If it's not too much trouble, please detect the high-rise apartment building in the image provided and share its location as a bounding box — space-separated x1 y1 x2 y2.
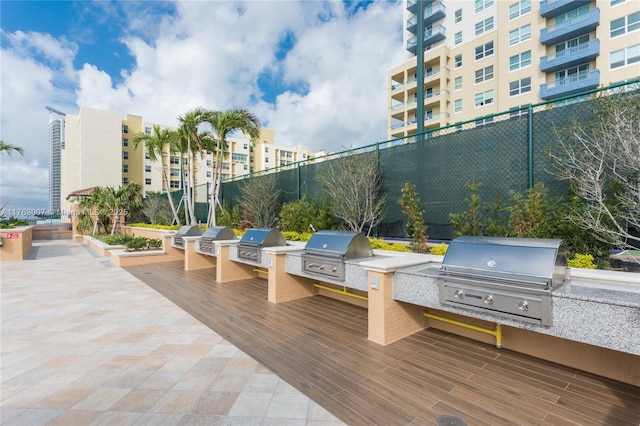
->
60 107 311 212
46 106 66 213
388 0 639 139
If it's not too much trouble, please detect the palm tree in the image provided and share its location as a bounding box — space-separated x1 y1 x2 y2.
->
0 140 24 156
131 126 181 225
204 109 261 227
177 107 213 225
78 184 143 234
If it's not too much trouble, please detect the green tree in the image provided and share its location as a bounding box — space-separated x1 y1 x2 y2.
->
131 125 181 225
0 140 24 156
397 181 429 253
204 109 261 227
506 182 553 238
449 177 484 237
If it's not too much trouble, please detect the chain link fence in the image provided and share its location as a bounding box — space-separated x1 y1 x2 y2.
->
176 80 639 239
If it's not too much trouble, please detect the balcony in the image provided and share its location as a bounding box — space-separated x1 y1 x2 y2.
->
407 0 417 13
407 24 446 54
540 8 599 46
424 2 446 27
540 69 600 99
540 0 592 19
540 39 599 73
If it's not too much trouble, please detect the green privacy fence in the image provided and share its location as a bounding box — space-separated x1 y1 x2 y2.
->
188 80 639 238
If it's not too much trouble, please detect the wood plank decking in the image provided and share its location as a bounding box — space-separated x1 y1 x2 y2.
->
125 261 640 426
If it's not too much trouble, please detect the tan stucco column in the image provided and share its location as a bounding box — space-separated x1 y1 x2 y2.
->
183 238 216 271
215 243 255 282
162 234 185 260
367 270 425 345
267 252 315 303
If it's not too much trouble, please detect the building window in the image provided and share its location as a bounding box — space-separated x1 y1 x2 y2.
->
474 0 493 13
475 117 494 128
611 0 625 5
123 151 129 160
145 152 150 160
170 181 180 189
170 168 180 177
145 178 152 185
145 165 151 173
206 171 212 178
509 24 531 45
170 156 180 165
475 89 494 107
475 41 494 60
509 50 531 71
475 65 494 84
475 17 494 36
122 177 129 185
454 99 463 113
610 11 640 38
145 127 151 135
509 77 532 96
555 64 590 84
509 0 531 20
265 147 269 153
206 159 212 166
554 35 590 55
243 143 248 149
455 54 463 68
455 31 462 45
610 44 640 69
455 9 462 22
454 76 463 91
122 164 128 173
265 157 269 162
244 165 248 170
122 125 128 134
122 138 128 147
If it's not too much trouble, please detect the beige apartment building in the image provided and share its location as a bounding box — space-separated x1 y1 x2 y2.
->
388 0 639 139
60 107 311 212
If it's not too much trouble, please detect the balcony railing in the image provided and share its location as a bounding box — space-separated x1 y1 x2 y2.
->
540 69 600 99
407 24 446 54
540 8 599 46
424 2 446 27
540 0 591 19
540 39 599 73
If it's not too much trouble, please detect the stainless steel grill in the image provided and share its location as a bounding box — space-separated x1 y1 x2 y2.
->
199 226 236 254
237 228 286 263
438 236 569 326
302 230 373 281
172 225 202 249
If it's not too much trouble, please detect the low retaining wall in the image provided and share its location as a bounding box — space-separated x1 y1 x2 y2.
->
0 226 34 261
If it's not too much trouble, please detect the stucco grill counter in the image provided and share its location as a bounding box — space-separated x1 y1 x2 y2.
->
438 236 569 326
198 226 236 254
302 230 373 281
237 228 286 264
171 225 202 249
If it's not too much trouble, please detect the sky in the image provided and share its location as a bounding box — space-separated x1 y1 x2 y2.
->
0 0 406 213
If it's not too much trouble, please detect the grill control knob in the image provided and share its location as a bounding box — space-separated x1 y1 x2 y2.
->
518 301 529 311
454 290 464 299
484 295 494 305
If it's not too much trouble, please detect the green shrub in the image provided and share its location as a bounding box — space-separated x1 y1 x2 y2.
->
127 223 181 230
279 196 336 233
568 253 596 269
282 231 313 242
369 238 411 252
429 243 448 256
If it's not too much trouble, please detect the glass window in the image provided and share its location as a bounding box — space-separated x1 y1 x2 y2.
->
144 127 151 135
611 17 626 37
611 0 625 5
475 65 494 84
475 41 494 60
145 152 150 160
145 165 151 172
122 177 129 185
454 99 463 113
454 76 463 91
455 9 462 22
170 181 180 189
122 138 128 147
474 89 494 107
145 178 152 185
455 31 462 45
455 54 463 68
610 44 640 68
509 0 531 20
509 24 531 45
475 17 494 35
206 171 212 178
509 50 531 71
122 164 128 173
122 151 128 160
122 125 128 134
475 0 493 13
509 77 532 96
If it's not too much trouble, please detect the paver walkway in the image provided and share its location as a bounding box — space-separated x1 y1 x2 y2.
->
1 240 343 425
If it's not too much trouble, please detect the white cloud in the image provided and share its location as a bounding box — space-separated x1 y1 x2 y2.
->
1 1 405 210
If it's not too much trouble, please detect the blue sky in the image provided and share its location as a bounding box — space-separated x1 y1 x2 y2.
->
1 0 404 212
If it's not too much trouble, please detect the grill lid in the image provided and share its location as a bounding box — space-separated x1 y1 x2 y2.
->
304 230 373 259
202 226 236 241
175 225 203 237
440 236 568 288
239 228 286 247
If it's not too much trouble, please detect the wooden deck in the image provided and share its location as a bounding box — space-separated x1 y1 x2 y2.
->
125 261 640 426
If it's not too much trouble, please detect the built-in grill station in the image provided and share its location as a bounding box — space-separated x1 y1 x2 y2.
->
302 230 374 281
172 225 202 249
237 228 286 263
438 236 569 326
198 226 236 255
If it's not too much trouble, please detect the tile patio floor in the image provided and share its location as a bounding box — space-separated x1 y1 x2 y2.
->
0 240 343 425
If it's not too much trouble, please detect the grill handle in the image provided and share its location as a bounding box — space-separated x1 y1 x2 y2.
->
439 271 550 289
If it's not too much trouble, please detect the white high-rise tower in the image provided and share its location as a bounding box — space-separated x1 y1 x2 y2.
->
46 106 66 214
